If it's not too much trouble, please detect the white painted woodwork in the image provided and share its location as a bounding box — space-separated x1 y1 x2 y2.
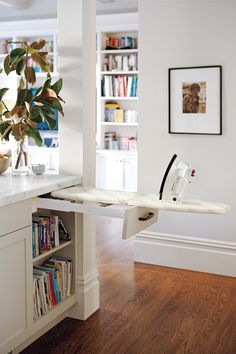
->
96 152 137 191
135 231 236 278
0 227 32 354
0 200 31 237
58 0 99 321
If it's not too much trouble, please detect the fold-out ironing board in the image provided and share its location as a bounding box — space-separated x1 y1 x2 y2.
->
36 186 229 239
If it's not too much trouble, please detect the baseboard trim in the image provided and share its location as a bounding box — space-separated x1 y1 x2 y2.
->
135 231 236 277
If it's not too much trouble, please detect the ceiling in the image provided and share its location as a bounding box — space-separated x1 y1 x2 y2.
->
0 0 138 22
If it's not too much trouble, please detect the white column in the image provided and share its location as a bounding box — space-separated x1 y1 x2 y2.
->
58 0 98 320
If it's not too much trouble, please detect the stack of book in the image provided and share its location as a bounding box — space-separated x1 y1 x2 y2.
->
103 54 138 72
33 256 72 320
101 75 138 98
32 215 70 258
104 36 137 50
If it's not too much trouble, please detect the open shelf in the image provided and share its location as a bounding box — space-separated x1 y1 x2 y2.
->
101 49 138 54
101 122 138 127
101 70 138 75
32 240 72 264
100 96 138 100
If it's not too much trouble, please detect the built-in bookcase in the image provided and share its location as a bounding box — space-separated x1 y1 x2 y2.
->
31 209 77 324
96 15 138 192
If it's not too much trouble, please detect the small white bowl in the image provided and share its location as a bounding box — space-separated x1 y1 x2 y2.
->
31 164 46 175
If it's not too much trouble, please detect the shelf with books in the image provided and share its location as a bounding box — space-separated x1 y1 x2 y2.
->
96 22 138 191
32 240 72 264
31 207 77 325
33 254 73 322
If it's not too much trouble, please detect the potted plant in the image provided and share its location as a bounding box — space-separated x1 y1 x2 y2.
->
0 39 64 175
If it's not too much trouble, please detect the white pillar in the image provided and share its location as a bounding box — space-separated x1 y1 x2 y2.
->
58 0 98 319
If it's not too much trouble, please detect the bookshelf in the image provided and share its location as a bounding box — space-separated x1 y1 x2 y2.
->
96 17 138 192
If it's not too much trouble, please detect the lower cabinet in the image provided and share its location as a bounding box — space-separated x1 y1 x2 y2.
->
96 152 137 192
0 227 32 354
0 200 78 354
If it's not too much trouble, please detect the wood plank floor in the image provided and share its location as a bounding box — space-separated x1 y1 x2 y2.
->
21 217 236 354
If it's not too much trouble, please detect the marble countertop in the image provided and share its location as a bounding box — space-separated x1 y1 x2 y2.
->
0 174 82 207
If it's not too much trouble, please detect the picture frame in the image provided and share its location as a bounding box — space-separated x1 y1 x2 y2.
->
168 65 222 135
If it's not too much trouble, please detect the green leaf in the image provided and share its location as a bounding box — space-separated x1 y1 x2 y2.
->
17 89 33 105
16 58 25 75
3 55 11 75
51 79 63 95
27 126 43 146
40 110 56 131
0 88 9 102
29 107 42 122
0 122 11 141
9 48 26 63
41 73 52 91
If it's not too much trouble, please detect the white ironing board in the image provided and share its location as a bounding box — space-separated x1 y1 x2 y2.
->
51 186 228 214
36 186 229 239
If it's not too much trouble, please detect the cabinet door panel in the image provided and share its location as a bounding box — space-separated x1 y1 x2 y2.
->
96 154 124 190
0 227 32 353
0 200 31 237
124 156 137 192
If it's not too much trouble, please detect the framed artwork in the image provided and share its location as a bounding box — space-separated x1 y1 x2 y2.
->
168 65 222 135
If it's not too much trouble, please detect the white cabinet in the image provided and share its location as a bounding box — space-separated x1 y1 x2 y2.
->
96 151 137 192
0 201 32 354
124 155 137 192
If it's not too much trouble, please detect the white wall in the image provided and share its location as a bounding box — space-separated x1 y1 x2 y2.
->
58 0 98 319
0 0 57 21
138 0 236 242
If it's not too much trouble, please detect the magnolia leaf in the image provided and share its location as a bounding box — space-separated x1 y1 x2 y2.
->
48 99 63 112
42 88 57 99
27 119 37 128
11 123 22 139
40 110 56 131
0 122 11 141
57 95 65 103
30 39 46 50
17 89 33 105
0 103 4 115
10 105 25 118
42 75 52 91
31 53 50 72
9 48 26 63
16 58 25 75
28 47 39 55
51 78 63 95
25 101 30 113
32 86 43 97
3 55 11 75
0 88 9 102
24 67 36 85
27 126 43 146
19 77 26 90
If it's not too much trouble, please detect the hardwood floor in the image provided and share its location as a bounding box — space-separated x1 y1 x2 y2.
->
21 217 236 354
